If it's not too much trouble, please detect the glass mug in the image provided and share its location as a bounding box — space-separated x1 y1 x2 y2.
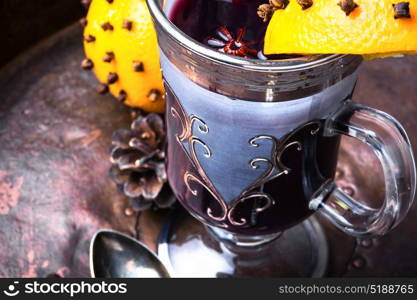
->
147 0 416 250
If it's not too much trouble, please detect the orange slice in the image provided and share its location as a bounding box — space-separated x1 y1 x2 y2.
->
264 0 417 56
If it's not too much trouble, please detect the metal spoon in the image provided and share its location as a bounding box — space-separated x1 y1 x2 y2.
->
90 230 170 278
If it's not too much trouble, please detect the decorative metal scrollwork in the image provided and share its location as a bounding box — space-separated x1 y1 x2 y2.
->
226 121 321 226
169 87 322 227
171 104 228 222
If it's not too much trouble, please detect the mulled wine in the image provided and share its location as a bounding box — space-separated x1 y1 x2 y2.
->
169 0 295 59
163 0 349 235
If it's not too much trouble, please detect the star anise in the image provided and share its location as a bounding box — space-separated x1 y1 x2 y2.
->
206 27 259 58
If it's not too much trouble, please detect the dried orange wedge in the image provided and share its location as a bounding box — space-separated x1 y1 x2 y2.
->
264 0 417 56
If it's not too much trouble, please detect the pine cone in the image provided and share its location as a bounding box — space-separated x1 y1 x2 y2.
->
110 112 176 211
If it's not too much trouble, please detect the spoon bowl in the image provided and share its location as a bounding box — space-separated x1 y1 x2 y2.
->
90 230 170 278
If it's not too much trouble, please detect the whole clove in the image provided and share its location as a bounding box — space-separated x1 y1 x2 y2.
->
84 35 96 43
97 84 109 94
81 0 92 9
133 61 145 72
103 52 115 63
297 0 313 10
107 72 119 84
393 2 411 19
147 89 162 102
117 90 127 102
122 19 133 31
79 18 88 28
257 0 289 22
338 0 359 16
270 0 289 9
101 22 114 31
81 58 94 70
257 4 275 22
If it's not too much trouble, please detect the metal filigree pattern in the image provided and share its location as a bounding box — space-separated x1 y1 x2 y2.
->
227 121 321 226
170 97 228 222
168 83 322 227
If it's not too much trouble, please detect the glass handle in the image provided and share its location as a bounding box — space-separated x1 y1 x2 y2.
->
309 100 416 237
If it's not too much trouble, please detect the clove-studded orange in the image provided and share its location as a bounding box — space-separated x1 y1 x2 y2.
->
264 0 417 56
83 0 164 113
